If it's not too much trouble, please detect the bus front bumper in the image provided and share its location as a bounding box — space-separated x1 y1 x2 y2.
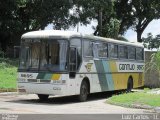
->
18 83 67 96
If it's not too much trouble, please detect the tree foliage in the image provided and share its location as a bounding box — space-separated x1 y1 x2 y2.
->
0 0 75 52
115 0 160 42
143 33 160 50
1 0 160 54
73 0 120 38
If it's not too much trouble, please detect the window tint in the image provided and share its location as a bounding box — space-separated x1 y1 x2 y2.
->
70 38 82 69
83 40 93 57
109 44 118 58
136 48 144 60
119 45 128 59
98 43 108 58
93 43 99 58
128 47 136 59
70 38 81 56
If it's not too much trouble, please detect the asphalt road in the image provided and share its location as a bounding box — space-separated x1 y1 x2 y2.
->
0 92 152 114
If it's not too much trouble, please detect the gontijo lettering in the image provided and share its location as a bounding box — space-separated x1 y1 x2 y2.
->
119 64 135 70
117 62 144 72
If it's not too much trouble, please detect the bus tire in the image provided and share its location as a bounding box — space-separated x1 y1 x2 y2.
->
37 94 49 101
78 81 89 102
127 77 133 92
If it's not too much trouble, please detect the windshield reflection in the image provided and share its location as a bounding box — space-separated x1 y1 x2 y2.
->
19 39 68 72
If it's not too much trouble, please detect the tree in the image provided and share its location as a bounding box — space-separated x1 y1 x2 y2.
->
142 33 160 49
114 0 134 35
115 0 160 42
0 0 76 53
16 0 75 31
0 0 17 52
73 0 120 38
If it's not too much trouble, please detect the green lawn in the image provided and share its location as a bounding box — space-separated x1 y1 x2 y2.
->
0 58 18 90
107 91 160 108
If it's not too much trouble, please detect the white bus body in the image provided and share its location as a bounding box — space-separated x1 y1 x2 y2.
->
18 30 144 101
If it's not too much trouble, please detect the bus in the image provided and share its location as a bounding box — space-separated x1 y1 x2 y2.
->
18 30 144 102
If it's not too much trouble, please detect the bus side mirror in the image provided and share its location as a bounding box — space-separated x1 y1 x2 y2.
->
69 47 77 78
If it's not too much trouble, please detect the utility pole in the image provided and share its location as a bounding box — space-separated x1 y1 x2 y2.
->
99 9 102 36
77 22 79 32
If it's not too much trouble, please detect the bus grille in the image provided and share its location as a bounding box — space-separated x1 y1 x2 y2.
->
28 79 37 82
40 80 51 83
27 79 51 83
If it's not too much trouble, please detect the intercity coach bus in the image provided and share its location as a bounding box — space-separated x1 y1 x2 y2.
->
18 30 144 102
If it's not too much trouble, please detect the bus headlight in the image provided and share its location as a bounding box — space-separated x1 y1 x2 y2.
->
62 80 66 84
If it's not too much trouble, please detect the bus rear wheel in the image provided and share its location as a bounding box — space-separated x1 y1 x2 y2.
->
78 81 89 102
37 94 49 101
127 78 133 92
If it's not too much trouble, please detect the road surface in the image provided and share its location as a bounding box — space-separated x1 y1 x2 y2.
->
0 92 152 114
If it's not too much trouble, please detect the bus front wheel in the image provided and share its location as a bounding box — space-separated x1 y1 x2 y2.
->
37 94 49 101
78 81 89 102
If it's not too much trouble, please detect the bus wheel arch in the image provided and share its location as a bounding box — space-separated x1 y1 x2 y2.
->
82 77 90 93
78 77 90 102
37 94 49 101
127 76 133 92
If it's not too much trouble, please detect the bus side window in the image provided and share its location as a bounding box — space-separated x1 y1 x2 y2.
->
70 38 82 70
109 44 118 58
128 47 136 60
119 45 128 59
93 42 99 59
136 48 143 60
83 40 93 57
98 42 108 58
69 47 77 78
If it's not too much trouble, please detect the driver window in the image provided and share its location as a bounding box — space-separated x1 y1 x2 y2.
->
70 38 82 70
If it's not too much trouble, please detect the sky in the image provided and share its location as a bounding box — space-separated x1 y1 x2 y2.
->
45 19 160 42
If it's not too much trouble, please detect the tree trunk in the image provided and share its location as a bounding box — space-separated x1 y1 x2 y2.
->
1 38 7 52
137 30 143 43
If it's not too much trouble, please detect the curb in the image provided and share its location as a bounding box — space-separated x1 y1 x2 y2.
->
0 92 18 96
154 107 160 113
130 103 154 110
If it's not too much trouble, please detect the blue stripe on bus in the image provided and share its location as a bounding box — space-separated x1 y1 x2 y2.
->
94 60 109 91
103 61 114 90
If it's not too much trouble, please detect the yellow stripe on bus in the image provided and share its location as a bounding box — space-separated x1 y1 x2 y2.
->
111 73 144 90
51 74 61 80
109 61 118 72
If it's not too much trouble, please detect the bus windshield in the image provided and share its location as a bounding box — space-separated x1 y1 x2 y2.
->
19 39 68 72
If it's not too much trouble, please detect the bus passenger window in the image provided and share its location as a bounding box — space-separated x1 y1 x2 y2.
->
119 46 128 59
98 43 108 58
69 47 77 72
109 44 118 58
136 48 143 60
83 40 93 57
93 43 99 58
70 38 82 70
128 47 136 60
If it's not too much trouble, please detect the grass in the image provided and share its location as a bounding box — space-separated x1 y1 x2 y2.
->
0 58 18 90
107 91 160 108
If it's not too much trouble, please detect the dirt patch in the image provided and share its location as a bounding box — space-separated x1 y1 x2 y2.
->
0 89 17 93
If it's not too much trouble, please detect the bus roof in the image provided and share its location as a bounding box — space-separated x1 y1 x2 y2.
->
21 30 81 39
83 35 143 47
22 30 143 48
